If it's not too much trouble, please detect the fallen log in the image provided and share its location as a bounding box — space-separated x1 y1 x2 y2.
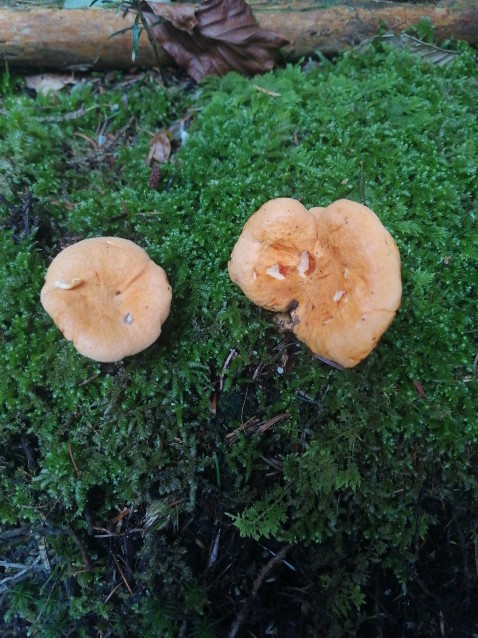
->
0 0 477 70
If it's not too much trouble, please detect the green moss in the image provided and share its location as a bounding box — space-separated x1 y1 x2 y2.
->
1 44 477 634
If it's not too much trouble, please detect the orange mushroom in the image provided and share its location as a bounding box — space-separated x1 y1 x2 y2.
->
228 198 402 368
41 237 172 362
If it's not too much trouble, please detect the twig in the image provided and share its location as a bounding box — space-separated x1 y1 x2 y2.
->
219 349 238 391
261 456 284 473
439 610 446 637
226 413 290 446
104 581 123 604
0 528 29 540
312 353 344 370
259 543 297 571
0 525 67 540
37 104 99 123
257 412 290 434
79 373 101 387
0 556 42 590
93 528 144 538
73 132 98 150
240 383 250 424
111 553 134 595
110 508 130 525
413 379 427 399
252 362 264 380
68 443 81 479
67 525 93 572
207 528 221 569
37 536 51 572
227 544 293 638
253 84 281 97
0 560 33 569
226 416 259 445
33 572 60 626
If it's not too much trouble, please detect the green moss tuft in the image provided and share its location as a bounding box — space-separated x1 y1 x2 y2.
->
1 44 477 634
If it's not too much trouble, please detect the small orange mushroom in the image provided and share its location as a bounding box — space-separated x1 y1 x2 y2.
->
228 198 402 368
41 237 172 362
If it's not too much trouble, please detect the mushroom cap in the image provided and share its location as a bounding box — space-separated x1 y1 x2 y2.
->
228 198 401 368
41 237 172 362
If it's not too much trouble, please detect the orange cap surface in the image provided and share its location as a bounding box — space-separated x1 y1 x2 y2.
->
41 237 172 362
228 198 402 368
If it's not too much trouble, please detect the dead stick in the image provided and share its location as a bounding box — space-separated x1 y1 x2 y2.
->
111 553 134 595
67 524 93 572
227 544 293 638
104 580 123 604
68 443 81 479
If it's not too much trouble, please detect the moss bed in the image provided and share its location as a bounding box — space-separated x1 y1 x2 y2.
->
1 41 478 636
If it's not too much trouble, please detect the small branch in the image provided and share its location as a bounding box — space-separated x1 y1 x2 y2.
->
104 580 123 604
111 553 134 595
227 544 293 638
37 105 100 123
226 413 290 446
207 528 222 569
219 348 238 391
67 525 93 572
0 560 34 569
253 84 281 97
0 556 42 591
68 443 81 479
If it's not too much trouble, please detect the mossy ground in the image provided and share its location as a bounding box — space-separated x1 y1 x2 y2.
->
1 42 478 636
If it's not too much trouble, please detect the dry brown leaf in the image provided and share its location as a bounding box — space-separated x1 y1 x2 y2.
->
143 0 288 81
145 1 198 34
25 73 76 95
146 131 172 166
357 32 459 67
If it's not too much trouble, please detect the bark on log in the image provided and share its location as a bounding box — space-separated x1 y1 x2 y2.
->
0 1 477 70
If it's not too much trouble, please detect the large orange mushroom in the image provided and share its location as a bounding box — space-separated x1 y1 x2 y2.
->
41 237 172 362
228 198 402 368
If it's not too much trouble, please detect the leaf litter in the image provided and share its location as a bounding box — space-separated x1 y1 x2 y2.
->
357 32 459 67
25 73 77 95
142 0 288 81
146 130 172 165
